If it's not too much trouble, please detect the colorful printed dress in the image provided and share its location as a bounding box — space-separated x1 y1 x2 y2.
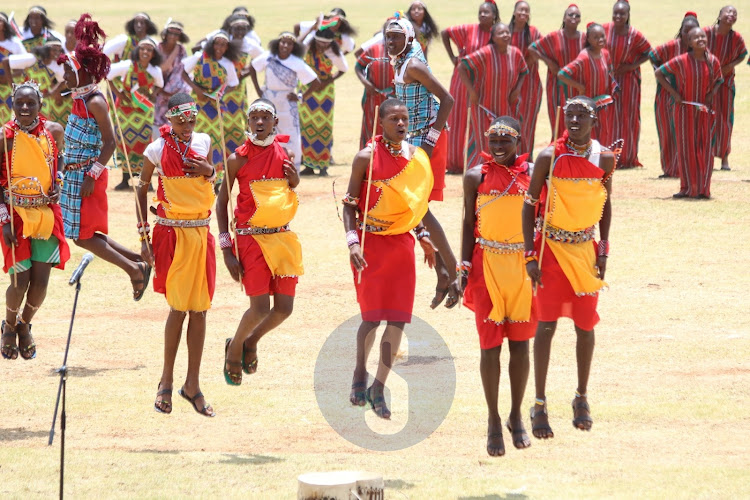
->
251 51 317 169
1 118 70 274
534 134 611 330
23 59 72 125
103 34 140 63
299 44 348 171
511 25 542 157
352 137 433 322
107 60 164 175
355 36 394 149
0 38 33 124
559 48 617 146
154 43 191 129
649 39 688 177
461 45 528 167
182 51 239 175
463 153 536 349
530 30 586 140
657 53 723 198
60 90 110 240
443 23 492 172
603 23 652 168
21 28 64 52
704 26 747 159
144 127 216 312
232 136 303 297
223 40 263 161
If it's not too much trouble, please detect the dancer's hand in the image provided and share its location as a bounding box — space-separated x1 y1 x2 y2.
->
81 176 95 198
2 224 17 247
468 89 479 106
526 260 542 288
349 244 367 272
223 249 244 282
183 157 213 177
596 255 607 280
140 240 154 267
283 159 300 187
418 236 437 269
48 182 60 204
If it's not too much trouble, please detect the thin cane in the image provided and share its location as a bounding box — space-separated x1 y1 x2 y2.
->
357 105 379 285
457 105 472 307
105 84 152 256
216 95 243 290
2 126 17 287
535 105 561 295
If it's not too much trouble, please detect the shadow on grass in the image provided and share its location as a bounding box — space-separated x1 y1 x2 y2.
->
130 449 181 455
0 427 49 442
218 454 284 466
459 495 528 500
47 364 146 378
384 479 415 490
399 355 454 366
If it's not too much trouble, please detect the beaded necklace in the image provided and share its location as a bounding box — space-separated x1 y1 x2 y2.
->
565 138 592 158
382 137 402 157
165 131 192 163
71 83 98 100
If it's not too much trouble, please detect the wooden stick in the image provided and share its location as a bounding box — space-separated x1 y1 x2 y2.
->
536 106 562 283
105 83 152 256
457 105 472 307
216 95 243 291
2 126 17 287
357 104 379 285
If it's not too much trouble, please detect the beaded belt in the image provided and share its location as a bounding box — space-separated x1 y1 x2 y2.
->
65 159 96 171
155 216 211 228
4 192 50 207
537 220 595 244
357 221 386 233
235 225 289 235
478 238 525 253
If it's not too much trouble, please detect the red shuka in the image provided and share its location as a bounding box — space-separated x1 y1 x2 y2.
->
511 25 543 157
356 41 394 149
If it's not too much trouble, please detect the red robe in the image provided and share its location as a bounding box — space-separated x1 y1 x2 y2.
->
511 25 543 157
530 29 586 140
462 45 528 168
444 23 493 173
658 53 723 198
356 41 394 149
603 23 652 168
704 26 747 159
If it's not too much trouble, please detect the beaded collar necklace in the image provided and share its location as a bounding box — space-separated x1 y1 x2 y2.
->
383 137 403 157
71 83 98 100
14 117 40 133
166 131 192 162
566 138 592 157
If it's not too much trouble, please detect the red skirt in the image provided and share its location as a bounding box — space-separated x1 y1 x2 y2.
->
463 245 536 349
534 237 599 331
78 169 109 240
352 231 415 322
234 234 298 297
152 224 216 301
1 204 70 273
429 130 448 202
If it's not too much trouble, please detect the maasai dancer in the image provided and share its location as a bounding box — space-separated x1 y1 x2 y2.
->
529 4 585 141
387 17 459 309
0 81 69 361
705 6 747 170
154 21 192 132
603 1 652 168
249 32 319 170
354 21 394 149
656 28 723 200
24 39 72 126
441 1 498 173
296 9 358 54
649 13 699 178
218 98 303 386
137 92 216 417
21 6 64 53
106 37 164 189
223 15 263 167
522 96 615 439
461 116 536 456
344 98 436 419
298 28 348 176
103 12 158 63
0 14 35 125
509 1 542 158
407 1 439 58
459 22 528 168
58 14 150 300
558 23 617 146
181 32 239 182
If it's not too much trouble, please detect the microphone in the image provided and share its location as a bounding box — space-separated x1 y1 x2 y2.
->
68 253 94 286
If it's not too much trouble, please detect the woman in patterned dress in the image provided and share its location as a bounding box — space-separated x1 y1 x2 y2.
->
509 1 542 158
21 6 64 53
153 21 192 132
24 40 71 125
441 1 499 173
0 14 35 124
406 1 439 59
103 12 158 63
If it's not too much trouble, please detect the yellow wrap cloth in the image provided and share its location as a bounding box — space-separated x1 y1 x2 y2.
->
10 130 54 239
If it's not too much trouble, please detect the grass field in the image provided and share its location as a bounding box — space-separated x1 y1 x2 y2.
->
1 1 750 498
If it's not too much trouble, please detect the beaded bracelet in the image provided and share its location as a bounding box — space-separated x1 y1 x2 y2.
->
218 232 232 249
597 240 609 257
86 161 106 180
346 230 359 248
0 204 9 226
523 192 539 206
524 249 538 263
136 221 151 235
139 233 150 243
424 127 440 147
456 260 472 277
342 193 359 207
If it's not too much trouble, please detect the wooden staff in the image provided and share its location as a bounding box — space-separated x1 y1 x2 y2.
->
105 83 152 256
357 105 379 285
536 106 562 286
457 105 472 307
2 126 17 286
216 94 243 291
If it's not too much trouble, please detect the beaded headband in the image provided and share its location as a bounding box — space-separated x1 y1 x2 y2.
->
165 22 183 32
247 101 276 118
138 37 157 48
564 97 596 116
131 12 151 21
165 102 198 120
28 7 46 16
386 18 415 40
45 39 63 47
278 32 296 42
230 18 251 27
213 32 230 41
12 80 43 100
485 123 520 138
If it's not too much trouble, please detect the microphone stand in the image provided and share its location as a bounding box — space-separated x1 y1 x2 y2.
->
49 277 83 500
